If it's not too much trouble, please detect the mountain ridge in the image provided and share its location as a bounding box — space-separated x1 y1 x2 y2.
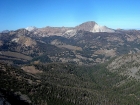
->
23 21 115 37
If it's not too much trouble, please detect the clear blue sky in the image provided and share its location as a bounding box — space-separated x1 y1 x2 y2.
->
0 0 140 31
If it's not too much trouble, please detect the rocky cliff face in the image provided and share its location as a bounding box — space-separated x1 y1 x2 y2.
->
0 89 31 105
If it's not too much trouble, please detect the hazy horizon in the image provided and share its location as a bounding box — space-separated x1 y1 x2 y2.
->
1 0 140 31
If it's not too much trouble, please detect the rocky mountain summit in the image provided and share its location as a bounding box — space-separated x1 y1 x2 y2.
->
75 21 115 33
25 26 36 31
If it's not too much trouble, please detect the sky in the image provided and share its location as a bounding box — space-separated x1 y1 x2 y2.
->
0 0 140 31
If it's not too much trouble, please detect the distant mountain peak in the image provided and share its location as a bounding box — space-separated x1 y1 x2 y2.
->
75 21 97 31
80 21 97 25
76 21 115 33
25 26 36 31
1 30 10 33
